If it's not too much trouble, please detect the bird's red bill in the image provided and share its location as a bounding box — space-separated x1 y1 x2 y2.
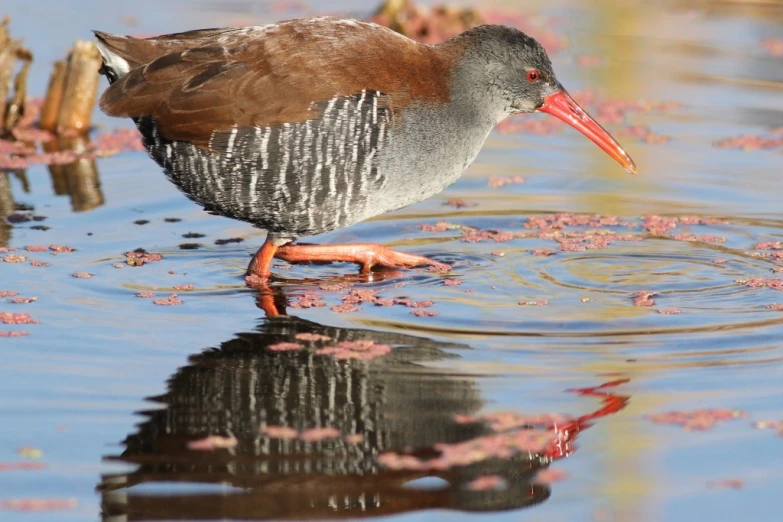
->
539 90 638 174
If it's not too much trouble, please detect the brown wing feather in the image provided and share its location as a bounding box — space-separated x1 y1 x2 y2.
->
97 18 458 148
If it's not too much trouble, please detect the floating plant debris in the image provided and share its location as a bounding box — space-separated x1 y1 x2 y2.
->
737 278 783 291
315 340 392 360
187 435 238 451
645 409 747 430
465 475 507 491
298 427 341 442
17 447 42 459
444 199 477 208
124 248 163 266
48 244 74 253
497 90 680 135
0 462 46 471
91 128 145 155
1 313 38 325
71 272 92 279
752 420 783 436
755 242 783 250
411 309 438 317
488 175 525 188
714 131 783 151
762 38 783 56
0 498 78 511
618 125 670 144
633 292 657 307
378 429 557 471
294 332 332 342
331 303 359 313
344 434 365 444
9 297 37 304
261 425 347 442
261 425 298 439
152 294 183 306
0 331 29 337
519 300 548 306
532 468 568 485
267 342 302 352
707 479 743 490
288 292 326 309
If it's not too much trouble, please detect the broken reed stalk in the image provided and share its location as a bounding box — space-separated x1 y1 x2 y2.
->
0 16 33 133
57 41 102 134
40 40 101 135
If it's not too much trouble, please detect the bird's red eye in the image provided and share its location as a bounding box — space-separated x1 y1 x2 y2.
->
527 70 540 82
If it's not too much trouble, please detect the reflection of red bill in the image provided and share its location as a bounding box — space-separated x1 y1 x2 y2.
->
540 90 638 174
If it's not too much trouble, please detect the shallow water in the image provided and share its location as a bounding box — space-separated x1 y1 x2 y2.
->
1 0 782 520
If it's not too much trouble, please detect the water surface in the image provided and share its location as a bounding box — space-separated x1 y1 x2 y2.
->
1 0 782 521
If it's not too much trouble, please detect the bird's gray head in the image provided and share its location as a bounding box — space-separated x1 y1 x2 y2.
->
443 24 638 174
447 25 561 117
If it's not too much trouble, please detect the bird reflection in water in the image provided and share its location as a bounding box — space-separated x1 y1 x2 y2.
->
98 284 630 521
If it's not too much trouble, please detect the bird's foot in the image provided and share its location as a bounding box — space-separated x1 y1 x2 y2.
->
274 242 451 275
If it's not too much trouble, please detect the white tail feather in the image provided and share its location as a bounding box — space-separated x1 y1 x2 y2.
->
94 39 131 78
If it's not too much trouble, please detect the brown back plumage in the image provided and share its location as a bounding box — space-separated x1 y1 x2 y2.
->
95 18 459 148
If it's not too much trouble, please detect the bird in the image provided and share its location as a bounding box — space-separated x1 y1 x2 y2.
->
93 16 636 280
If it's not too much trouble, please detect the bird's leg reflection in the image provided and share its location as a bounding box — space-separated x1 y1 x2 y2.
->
246 269 408 318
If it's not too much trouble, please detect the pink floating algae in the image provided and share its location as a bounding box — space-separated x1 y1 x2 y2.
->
379 379 630 471
1 313 38 325
645 408 747 431
260 424 351 442
762 38 783 56
465 475 507 491
0 498 78 512
487 175 525 189
633 292 658 307
737 278 783 291
124 248 163 266
714 128 783 151
267 342 303 352
261 425 298 439
294 332 332 342
752 420 783 436
152 294 183 306
187 435 238 451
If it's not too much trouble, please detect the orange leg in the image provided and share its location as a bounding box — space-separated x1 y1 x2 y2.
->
275 243 451 275
246 239 279 280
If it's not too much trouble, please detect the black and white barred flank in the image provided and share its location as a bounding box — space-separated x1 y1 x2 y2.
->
135 89 393 239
